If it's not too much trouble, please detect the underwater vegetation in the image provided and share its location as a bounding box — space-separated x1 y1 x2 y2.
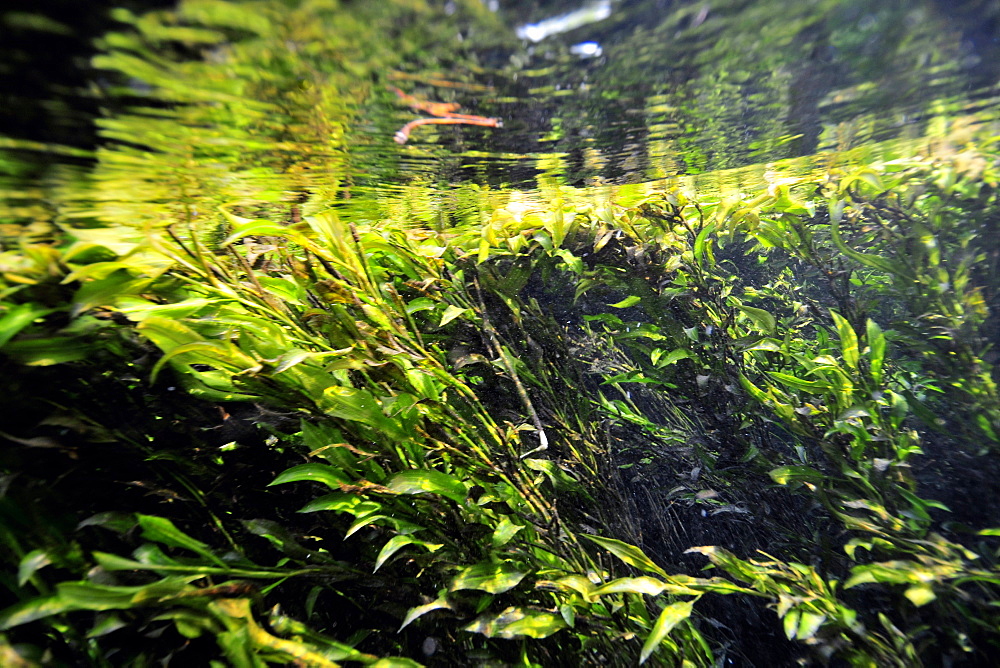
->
1 0 1000 665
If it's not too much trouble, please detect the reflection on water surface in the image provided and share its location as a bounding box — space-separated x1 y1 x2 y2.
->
351 0 1000 202
5 0 996 225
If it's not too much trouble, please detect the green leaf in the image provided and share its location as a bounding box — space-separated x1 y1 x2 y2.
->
256 276 304 304
70 270 153 316
693 222 717 266
438 304 470 327
651 348 693 368
783 608 801 640
385 469 467 504
220 219 292 246
828 200 916 281
583 534 668 578
449 561 527 594
739 374 772 403
404 368 441 401
345 514 393 539
845 564 910 588
609 295 641 309
497 611 567 639
0 303 54 348
560 604 575 628
464 607 566 639
491 517 524 549
88 613 130 638
92 552 284 579
78 511 137 533
1 336 92 365
794 610 826 640
523 458 582 492
839 168 885 195
549 575 597 599
399 597 452 631
639 600 694 664
320 386 396 434
904 583 936 607
601 370 659 385
554 248 583 273
736 304 776 335
769 465 826 485
584 312 624 328
0 595 74 630
17 549 53 587
771 188 814 216
298 493 372 514
150 340 261 383
117 297 220 322
271 348 346 374
58 579 194 610
137 514 226 567
830 311 859 370
837 405 870 420
405 297 436 315
743 338 783 352
374 535 418 573
766 372 830 393
591 576 698 598
137 315 202 350
866 319 886 385
269 463 349 491
241 519 315 560
370 657 425 668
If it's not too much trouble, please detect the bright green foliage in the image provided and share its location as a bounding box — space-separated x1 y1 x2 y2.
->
2 0 1000 666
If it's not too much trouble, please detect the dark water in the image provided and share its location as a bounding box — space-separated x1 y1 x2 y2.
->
348 0 1000 200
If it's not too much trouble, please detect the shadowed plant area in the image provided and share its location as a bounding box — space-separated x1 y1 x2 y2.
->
2 0 1000 666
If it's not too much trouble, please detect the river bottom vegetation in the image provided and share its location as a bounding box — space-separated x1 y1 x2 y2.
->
2 1 1000 666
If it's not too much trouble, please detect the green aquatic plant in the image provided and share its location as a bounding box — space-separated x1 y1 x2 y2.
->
3 0 1000 665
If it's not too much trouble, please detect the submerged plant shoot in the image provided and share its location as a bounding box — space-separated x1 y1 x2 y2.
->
1 0 999 665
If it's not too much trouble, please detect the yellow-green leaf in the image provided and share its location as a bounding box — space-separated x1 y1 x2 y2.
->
399 598 451 632
795 610 826 640
767 371 830 393
465 607 566 639
639 600 694 664
591 576 698 598
0 595 74 630
904 583 936 607
374 536 417 573
491 517 524 549
450 562 527 594
583 534 668 578
609 295 641 309
439 304 470 327
385 469 467 504
769 465 826 485
0 303 54 348
269 463 349 491
866 319 886 384
830 311 859 370
783 608 801 640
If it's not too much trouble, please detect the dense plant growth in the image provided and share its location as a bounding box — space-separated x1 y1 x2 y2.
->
2 1 999 665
